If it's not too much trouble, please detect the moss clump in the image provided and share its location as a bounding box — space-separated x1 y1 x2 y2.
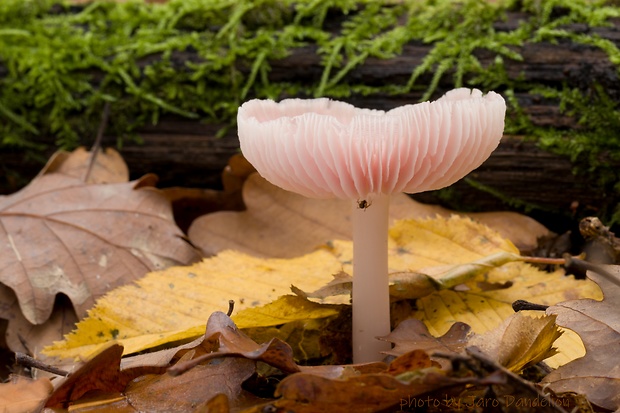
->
1 0 620 217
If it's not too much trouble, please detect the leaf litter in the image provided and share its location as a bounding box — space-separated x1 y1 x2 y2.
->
2 150 617 412
37 214 604 411
43 214 595 363
27 311 575 413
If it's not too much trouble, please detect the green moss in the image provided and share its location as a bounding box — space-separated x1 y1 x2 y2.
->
2 0 620 215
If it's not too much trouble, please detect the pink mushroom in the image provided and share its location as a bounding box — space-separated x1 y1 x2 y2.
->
237 88 506 363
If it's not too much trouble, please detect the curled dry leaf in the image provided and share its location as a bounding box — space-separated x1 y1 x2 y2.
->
45 343 152 408
469 312 562 372
168 311 301 376
45 315 262 411
0 170 200 325
117 312 245 374
543 266 620 411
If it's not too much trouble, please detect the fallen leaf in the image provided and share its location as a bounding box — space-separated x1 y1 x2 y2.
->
543 265 620 411
232 295 341 328
189 173 549 258
190 174 352 258
0 285 83 382
115 311 264 374
455 347 574 413
45 343 161 408
0 171 200 325
44 311 317 411
169 335 300 377
0 376 52 413
380 318 471 369
46 313 263 411
252 367 478 413
165 311 301 376
125 357 256 412
38 147 129 184
43 251 343 360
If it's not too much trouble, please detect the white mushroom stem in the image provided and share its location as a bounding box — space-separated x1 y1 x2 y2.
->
352 193 392 363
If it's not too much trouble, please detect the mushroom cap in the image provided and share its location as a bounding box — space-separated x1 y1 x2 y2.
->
238 88 506 200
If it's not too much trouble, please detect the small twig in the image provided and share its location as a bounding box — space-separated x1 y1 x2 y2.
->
15 352 69 377
83 101 111 183
512 299 549 312
519 256 566 266
227 300 235 317
521 254 620 288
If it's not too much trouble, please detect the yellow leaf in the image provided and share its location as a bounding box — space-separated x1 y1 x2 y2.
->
239 297 343 362
43 250 343 360
233 295 340 328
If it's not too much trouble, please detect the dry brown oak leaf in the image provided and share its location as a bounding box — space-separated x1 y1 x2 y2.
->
543 265 620 411
46 312 292 410
0 173 200 325
45 343 257 412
